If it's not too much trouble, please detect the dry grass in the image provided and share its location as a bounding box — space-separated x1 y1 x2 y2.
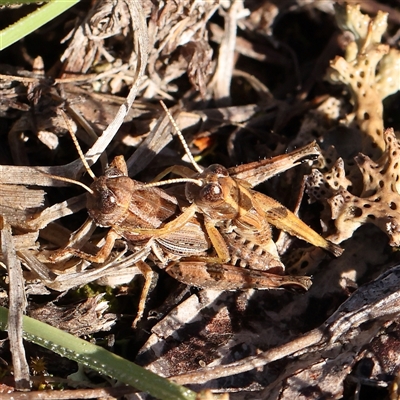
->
1 1 400 399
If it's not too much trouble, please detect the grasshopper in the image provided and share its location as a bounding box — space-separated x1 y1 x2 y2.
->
130 102 343 290
48 163 211 327
47 107 336 324
44 111 210 325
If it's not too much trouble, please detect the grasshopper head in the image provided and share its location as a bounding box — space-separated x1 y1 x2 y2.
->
87 166 136 227
186 164 241 221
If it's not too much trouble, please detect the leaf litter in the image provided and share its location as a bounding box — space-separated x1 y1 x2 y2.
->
1 1 400 399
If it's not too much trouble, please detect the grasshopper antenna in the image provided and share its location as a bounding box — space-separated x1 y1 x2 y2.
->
60 109 96 180
160 101 203 174
144 177 203 188
34 109 98 194
35 171 94 194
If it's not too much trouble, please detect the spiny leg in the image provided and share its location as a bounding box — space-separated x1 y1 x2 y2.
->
166 261 312 291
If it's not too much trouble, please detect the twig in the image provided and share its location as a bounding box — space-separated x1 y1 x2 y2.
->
171 264 400 385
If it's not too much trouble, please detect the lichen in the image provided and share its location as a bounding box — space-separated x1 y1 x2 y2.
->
300 5 400 250
326 4 400 158
307 128 400 246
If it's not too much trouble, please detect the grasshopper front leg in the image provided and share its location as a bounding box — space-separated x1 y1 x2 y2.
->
203 220 230 263
133 260 157 328
49 229 121 264
50 229 157 327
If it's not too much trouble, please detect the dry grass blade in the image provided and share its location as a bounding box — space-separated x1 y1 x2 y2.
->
82 0 149 168
210 0 248 105
26 194 86 230
0 386 137 400
126 105 177 175
0 217 30 389
0 184 44 227
0 165 80 186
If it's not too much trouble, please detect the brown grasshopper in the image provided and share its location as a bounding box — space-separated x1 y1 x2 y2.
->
46 107 337 324
47 154 211 326
49 145 319 312
130 102 343 289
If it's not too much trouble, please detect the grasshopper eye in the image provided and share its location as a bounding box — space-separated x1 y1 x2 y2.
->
100 189 117 211
87 187 118 225
105 167 124 178
200 183 223 202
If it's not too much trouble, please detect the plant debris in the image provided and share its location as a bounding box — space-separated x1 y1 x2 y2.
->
1 1 400 399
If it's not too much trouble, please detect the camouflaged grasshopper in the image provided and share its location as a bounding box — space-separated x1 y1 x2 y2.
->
131 102 343 289
46 112 210 325
47 106 340 324
50 139 320 281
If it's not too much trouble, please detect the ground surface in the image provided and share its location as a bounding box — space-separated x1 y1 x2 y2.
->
1 1 400 399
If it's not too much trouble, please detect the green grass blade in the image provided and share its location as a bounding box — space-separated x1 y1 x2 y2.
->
0 306 197 400
0 0 80 51
0 0 51 4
